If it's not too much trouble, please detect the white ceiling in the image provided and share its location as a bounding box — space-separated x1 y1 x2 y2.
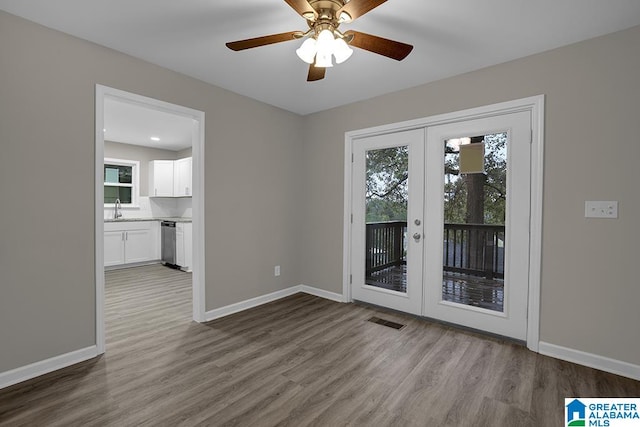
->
104 98 194 151
2 1 640 115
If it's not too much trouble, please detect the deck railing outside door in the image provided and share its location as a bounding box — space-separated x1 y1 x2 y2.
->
365 221 407 274
365 221 505 279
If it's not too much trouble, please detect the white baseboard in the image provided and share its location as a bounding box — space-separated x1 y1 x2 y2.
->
299 284 345 303
0 345 98 390
539 341 640 381
204 286 301 321
205 285 345 322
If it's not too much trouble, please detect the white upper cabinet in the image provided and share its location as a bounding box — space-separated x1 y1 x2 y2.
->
174 157 192 197
149 160 174 197
149 157 192 198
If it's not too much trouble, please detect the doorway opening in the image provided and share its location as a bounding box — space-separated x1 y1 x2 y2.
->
344 96 544 349
95 85 205 354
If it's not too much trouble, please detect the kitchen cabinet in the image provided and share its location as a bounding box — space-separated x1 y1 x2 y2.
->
174 157 192 197
104 230 126 266
125 229 156 263
149 157 192 197
176 222 192 272
104 221 159 268
149 160 174 197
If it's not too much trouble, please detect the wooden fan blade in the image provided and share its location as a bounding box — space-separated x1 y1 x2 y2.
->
344 30 413 61
284 0 317 20
307 64 326 81
337 0 387 21
226 31 300 51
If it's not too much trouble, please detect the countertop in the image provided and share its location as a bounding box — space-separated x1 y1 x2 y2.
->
104 217 192 223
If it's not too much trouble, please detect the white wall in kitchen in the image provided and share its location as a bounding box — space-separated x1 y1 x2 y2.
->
104 196 192 220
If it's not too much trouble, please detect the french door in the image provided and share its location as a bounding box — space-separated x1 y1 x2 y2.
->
350 111 532 340
351 129 425 315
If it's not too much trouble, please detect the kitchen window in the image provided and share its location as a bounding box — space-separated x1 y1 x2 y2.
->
104 158 139 207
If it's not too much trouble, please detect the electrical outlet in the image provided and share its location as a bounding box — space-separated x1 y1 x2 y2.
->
585 201 618 219
274 265 280 277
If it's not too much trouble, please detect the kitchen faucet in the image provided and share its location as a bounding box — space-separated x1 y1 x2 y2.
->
114 198 123 219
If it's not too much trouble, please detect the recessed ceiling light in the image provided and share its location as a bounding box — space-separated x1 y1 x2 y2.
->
103 128 106 132
150 137 160 141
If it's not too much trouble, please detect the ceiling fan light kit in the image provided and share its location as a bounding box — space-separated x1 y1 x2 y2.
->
296 28 354 67
226 0 413 81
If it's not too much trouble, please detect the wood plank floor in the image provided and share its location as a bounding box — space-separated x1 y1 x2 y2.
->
1 264 638 426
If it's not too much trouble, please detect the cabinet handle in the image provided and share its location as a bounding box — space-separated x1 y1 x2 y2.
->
122 232 125 241
186 187 189 195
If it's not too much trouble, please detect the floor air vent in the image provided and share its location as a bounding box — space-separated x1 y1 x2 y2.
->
368 316 405 330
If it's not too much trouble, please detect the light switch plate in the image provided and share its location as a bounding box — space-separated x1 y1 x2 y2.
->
585 201 618 218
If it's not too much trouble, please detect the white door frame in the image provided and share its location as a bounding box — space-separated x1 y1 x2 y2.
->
342 95 544 351
95 85 206 354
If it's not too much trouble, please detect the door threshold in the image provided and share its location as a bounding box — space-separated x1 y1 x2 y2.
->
353 299 526 347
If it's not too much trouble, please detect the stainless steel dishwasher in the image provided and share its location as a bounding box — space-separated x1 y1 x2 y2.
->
161 221 177 267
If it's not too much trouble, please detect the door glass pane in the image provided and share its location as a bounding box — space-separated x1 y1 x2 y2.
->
365 146 408 293
442 134 507 312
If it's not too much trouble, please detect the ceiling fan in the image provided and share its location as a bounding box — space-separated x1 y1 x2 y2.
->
225 0 413 82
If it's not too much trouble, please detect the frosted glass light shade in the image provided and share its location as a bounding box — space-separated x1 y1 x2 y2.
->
315 51 333 68
296 38 317 64
315 29 335 67
316 29 334 51
333 38 353 64
338 11 352 23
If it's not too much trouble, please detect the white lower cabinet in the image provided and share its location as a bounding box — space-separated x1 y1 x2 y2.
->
176 225 185 267
104 221 159 267
176 222 192 272
125 229 155 264
104 230 126 266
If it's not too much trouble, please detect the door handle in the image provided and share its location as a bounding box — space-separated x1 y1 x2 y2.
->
413 232 422 242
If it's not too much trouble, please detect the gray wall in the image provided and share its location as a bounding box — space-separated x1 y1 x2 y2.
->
104 141 179 196
1 8 638 376
0 11 303 373
300 26 640 366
